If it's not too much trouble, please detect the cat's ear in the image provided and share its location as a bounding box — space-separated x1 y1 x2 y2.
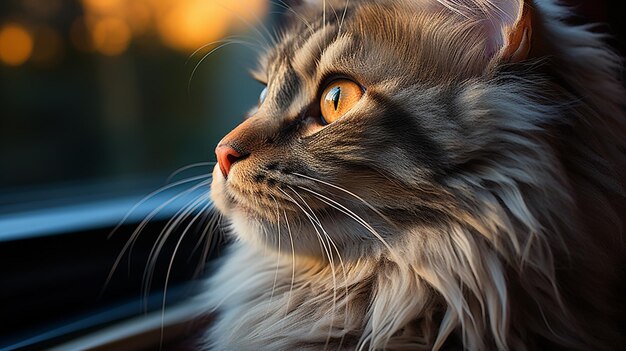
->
441 0 533 63
490 0 533 63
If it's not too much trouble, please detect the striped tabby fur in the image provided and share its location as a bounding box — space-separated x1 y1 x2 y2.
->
202 0 626 349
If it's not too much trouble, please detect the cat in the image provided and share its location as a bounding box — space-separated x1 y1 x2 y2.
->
200 0 626 349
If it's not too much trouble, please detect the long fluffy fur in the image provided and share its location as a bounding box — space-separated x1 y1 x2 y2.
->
201 0 626 349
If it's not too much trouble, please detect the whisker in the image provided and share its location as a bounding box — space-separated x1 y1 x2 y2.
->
166 162 216 184
288 187 351 348
188 40 262 93
107 174 212 240
291 172 398 229
283 209 296 318
283 187 338 349
326 0 341 25
338 0 350 37
323 0 327 37
278 189 329 263
260 207 300 334
271 0 317 38
265 195 282 318
131 180 211 270
186 35 261 65
296 185 395 254
102 176 211 295
159 201 212 349
191 212 224 278
187 209 220 262
187 211 215 262
142 192 211 305
214 1 274 48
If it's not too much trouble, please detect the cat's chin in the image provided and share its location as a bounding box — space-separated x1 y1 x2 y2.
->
226 209 368 261
210 165 292 253
210 165 390 260
209 164 230 215
209 165 275 222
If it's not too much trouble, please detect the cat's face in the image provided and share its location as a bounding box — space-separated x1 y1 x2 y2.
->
211 0 533 260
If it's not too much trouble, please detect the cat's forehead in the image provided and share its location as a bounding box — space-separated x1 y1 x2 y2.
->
257 1 486 86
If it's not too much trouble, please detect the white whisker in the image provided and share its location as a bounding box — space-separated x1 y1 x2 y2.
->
271 0 317 37
283 209 296 318
102 177 211 294
215 1 278 50
186 35 261 65
291 172 397 229
283 186 338 349
188 40 262 93
159 201 212 349
166 162 215 184
299 186 392 250
142 191 210 304
338 0 350 37
265 195 282 318
192 212 224 278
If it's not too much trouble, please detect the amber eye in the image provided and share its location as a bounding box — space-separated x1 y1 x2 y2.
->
319 79 363 125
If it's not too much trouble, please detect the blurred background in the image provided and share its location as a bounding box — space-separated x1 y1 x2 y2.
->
0 1 276 349
0 0 269 213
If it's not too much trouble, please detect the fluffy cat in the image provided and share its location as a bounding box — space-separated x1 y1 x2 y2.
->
201 0 626 349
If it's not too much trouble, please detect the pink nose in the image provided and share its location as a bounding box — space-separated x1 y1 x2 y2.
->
215 144 243 178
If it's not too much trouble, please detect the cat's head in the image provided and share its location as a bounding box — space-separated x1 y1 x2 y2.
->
210 0 548 260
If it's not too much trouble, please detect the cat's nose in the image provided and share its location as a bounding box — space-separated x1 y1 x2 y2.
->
216 144 243 178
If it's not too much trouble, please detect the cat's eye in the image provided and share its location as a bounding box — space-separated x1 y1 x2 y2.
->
320 79 363 125
259 86 268 105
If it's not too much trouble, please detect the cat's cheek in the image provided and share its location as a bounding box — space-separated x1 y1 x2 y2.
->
301 118 325 137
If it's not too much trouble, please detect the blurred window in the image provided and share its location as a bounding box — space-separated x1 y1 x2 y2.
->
0 0 269 222
0 1 276 348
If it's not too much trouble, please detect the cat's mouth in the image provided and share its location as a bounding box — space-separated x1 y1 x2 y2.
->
210 161 402 259
210 163 326 222
210 162 349 256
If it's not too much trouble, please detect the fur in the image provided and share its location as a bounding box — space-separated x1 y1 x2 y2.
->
200 0 626 349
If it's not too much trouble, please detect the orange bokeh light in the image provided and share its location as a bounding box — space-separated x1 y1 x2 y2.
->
92 17 131 56
126 2 152 35
0 24 34 66
79 0 268 55
82 0 124 15
156 1 230 52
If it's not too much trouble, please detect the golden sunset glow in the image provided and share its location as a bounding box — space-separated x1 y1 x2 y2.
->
126 2 152 35
92 17 131 56
77 0 268 55
82 0 124 14
156 1 230 52
0 24 34 66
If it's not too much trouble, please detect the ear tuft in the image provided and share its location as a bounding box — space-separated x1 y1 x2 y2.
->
501 1 533 63
437 0 533 63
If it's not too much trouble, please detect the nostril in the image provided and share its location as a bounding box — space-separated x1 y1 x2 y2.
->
226 153 240 168
216 144 244 178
